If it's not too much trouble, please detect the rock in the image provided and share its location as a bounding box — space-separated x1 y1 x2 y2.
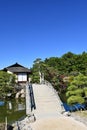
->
63 111 71 116
15 91 21 98
21 93 25 98
20 89 25 94
26 114 36 123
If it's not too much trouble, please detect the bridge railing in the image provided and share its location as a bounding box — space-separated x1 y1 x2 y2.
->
26 83 36 115
29 84 36 111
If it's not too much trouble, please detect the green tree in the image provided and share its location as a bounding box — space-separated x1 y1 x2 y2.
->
66 74 87 105
30 58 44 83
31 51 87 103
0 71 16 98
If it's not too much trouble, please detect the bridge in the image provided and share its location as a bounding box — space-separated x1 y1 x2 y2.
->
31 83 64 119
15 83 87 130
28 83 65 130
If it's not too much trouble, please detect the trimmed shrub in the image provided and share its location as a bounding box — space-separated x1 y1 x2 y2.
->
67 85 77 91
67 95 85 105
74 89 84 96
66 91 76 97
84 87 87 97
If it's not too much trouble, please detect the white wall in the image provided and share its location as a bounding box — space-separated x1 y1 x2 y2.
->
18 73 27 82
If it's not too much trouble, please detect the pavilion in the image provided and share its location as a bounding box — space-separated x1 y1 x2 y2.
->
3 62 31 84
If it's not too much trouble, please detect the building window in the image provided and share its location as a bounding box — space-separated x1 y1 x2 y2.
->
18 73 27 81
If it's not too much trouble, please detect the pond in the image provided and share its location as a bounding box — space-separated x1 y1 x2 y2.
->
0 99 26 124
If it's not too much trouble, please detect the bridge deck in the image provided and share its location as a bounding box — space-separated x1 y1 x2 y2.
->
32 84 64 119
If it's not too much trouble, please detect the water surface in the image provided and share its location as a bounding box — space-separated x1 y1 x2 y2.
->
0 99 26 123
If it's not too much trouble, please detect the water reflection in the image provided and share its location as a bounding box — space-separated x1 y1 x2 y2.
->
7 101 12 110
15 99 25 111
0 99 26 123
6 99 25 111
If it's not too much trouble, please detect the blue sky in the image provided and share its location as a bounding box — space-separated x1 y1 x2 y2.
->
0 0 87 69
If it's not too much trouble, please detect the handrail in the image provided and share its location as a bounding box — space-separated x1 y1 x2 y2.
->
29 84 36 111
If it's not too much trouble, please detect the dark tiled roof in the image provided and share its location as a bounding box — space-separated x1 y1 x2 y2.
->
7 67 31 73
3 63 31 73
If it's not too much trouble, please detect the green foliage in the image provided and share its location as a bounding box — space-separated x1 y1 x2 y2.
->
74 89 84 96
31 52 87 104
83 87 87 97
72 74 87 88
31 74 40 83
0 71 16 98
66 87 84 97
66 89 83 97
66 91 76 97
66 74 87 104
67 85 77 91
84 91 87 97
31 52 87 83
67 95 85 105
